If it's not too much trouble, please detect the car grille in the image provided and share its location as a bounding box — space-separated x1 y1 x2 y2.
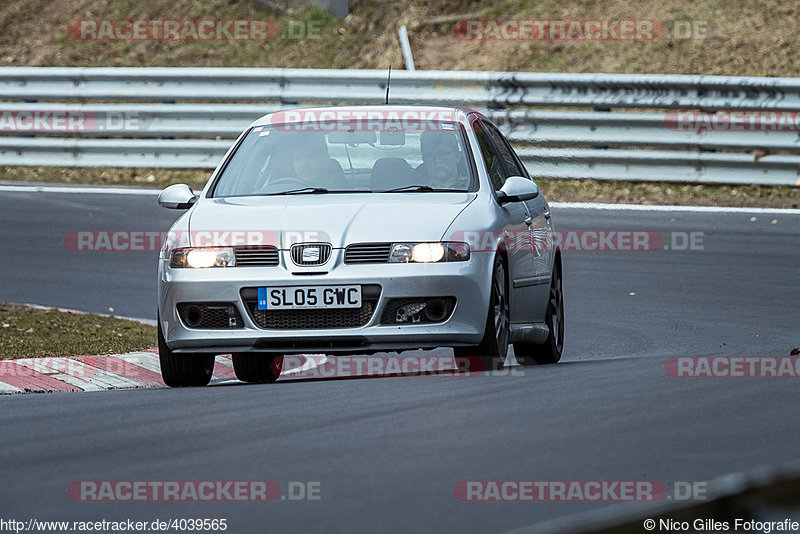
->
241 285 381 330
177 302 244 329
291 243 332 266
245 302 377 330
344 243 392 264
234 245 279 266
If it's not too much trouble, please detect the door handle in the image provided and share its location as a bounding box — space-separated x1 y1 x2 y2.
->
543 210 551 220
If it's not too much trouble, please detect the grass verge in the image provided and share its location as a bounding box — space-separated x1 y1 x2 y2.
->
542 179 800 209
0 303 156 358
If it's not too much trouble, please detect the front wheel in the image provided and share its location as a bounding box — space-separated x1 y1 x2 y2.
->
515 259 564 365
232 353 283 383
157 318 214 387
454 255 509 372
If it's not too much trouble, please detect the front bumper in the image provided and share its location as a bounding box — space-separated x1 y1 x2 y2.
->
157 249 493 354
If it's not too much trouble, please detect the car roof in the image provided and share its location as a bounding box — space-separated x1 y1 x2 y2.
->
251 105 483 128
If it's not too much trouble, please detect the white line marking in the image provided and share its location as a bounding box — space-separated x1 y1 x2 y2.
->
0 184 161 195
550 201 800 215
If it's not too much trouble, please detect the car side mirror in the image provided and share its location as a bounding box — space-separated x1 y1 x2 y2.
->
158 184 198 209
496 176 539 204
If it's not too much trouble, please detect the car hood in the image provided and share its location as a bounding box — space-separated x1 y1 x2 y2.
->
187 193 477 248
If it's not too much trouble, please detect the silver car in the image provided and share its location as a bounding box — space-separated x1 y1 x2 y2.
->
156 106 564 386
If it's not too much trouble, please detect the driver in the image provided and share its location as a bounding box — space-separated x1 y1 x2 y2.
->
413 130 470 189
289 132 346 189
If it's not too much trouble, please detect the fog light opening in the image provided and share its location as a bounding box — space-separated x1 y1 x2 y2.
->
183 305 204 328
424 299 448 322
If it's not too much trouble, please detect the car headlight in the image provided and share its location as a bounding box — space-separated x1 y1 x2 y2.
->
170 247 235 268
389 242 470 263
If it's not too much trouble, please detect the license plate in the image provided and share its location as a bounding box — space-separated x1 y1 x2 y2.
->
257 285 362 310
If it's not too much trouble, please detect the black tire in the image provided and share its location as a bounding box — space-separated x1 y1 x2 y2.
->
157 318 214 387
232 353 283 383
515 258 564 365
454 255 510 372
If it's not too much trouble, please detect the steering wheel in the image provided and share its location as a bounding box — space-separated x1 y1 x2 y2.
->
255 176 310 194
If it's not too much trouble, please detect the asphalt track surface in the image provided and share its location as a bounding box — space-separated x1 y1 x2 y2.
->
1 186 799 533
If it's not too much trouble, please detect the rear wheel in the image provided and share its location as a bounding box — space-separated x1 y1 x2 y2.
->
157 318 214 387
515 259 564 365
454 255 509 372
232 353 283 383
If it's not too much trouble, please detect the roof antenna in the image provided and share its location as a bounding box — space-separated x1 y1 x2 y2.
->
385 65 392 105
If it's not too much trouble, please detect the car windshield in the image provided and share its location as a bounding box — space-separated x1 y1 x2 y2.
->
210 120 475 197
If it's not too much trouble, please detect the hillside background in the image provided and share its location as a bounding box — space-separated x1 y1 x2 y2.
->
0 0 797 75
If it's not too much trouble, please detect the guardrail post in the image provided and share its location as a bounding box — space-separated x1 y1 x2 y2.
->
318 0 349 17
398 26 416 71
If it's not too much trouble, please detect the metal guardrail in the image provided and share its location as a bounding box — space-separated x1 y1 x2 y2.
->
493 110 800 152
516 148 800 186
0 103 281 137
0 138 231 168
2 139 797 187
1 68 799 186
6 104 800 153
4 68 800 109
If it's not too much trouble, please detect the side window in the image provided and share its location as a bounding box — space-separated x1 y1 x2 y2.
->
485 123 526 178
474 122 506 191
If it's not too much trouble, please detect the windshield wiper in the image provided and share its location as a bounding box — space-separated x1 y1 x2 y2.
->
266 188 376 196
382 185 467 193
268 187 329 196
